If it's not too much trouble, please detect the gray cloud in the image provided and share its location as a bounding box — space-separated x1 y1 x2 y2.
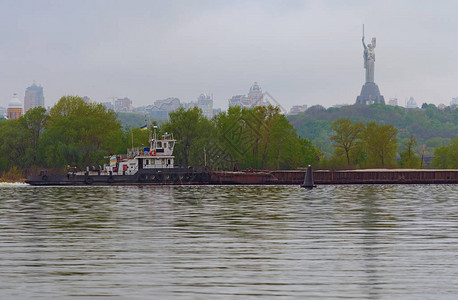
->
1 0 457 110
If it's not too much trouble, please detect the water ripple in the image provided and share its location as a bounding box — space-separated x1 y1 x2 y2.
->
1 184 457 298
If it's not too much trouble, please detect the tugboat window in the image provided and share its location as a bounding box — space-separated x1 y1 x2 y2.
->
157 141 162 147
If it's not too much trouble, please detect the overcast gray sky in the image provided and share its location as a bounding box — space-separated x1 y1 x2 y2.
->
1 0 457 110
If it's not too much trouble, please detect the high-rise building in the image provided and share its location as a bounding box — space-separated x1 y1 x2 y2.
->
101 102 114 110
197 93 214 119
228 95 247 108
228 82 264 108
8 93 23 120
247 82 263 106
24 83 45 113
114 97 133 112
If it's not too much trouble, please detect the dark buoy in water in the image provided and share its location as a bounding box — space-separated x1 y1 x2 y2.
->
301 165 316 189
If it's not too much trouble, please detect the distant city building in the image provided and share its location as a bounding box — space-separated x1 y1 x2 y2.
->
183 101 197 110
82 96 93 104
115 97 133 112
147 97 181 119
333 104 349 109
197 93 214 119
388 98 398 106
144 95 218 119
288 105 308 115
155 97 181 111
228 82 264 108
451 97 457 107
24 83 45 113
213 108 222 116
0 106 6 118
247 82 263 106
7 93 23 120
228 95 248 108
101 101 114 110
406 96 418 109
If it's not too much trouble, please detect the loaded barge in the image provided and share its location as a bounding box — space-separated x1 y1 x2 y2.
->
211 169 458 185
27 167 458 186
26 129 458 186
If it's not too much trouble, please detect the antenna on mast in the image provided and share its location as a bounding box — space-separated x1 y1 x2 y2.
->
362 24 365 39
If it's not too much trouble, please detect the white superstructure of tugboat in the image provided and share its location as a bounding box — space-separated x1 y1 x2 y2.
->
105 130 176 176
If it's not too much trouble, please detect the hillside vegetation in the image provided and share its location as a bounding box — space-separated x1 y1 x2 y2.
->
288 104 457 157
117 112 167 129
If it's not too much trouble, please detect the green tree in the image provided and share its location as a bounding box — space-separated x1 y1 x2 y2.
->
214 105 250 169
21 107 48 149
0 120 32 171
162 107 215 167
330 118 364 167
398 135 420 168
262 113 320 169
288 103 457 159
0 109 48 173
431 138 458 168
40 96 123 169
215 105 319 170
361 122 398 168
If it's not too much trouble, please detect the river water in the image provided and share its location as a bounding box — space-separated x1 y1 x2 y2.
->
1 184 457 299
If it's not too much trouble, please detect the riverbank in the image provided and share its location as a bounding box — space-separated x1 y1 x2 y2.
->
0 178 26 184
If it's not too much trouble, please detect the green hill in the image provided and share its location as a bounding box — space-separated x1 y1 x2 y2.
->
288 104 457 156
116 112 167 129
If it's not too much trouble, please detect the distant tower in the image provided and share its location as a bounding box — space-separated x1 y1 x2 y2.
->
24 83 45 113
247 82 263 107
7 93 23 120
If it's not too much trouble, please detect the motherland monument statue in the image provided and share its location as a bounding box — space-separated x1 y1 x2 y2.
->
356 25 385 105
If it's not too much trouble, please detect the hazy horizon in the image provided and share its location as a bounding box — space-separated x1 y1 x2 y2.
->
1 0 457 110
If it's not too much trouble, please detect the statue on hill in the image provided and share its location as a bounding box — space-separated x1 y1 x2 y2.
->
363 36 376 83
356 25 385 105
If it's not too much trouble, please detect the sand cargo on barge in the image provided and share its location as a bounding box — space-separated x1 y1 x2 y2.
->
211 169 458 185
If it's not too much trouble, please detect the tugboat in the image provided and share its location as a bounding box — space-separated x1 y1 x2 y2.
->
26 127 210 185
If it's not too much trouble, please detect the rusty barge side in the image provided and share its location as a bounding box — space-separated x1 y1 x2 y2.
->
211 169 458 185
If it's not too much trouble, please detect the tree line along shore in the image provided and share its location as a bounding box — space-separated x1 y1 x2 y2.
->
0 96 457 181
